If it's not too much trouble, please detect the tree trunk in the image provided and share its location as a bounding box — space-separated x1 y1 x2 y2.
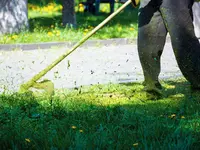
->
0 0 29 35
62 0 76 27
193 2 200 38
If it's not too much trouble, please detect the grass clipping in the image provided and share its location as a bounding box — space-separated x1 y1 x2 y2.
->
18 0 132 94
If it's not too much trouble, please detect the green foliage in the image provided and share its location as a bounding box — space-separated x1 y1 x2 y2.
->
0 3 138 44
1 79 200 149
28 0 85 6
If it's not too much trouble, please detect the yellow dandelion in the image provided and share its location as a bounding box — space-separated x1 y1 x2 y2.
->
25 138 31 143
11 35 18 39
79 3 84 7
79 130 84 133
165 85 175 89
43 7 48 12
51 25 54 28
133 143 139 147
169 114 176 118
48 5 54 11
181 116 185 119
47 32 53 36
83 32 87 36
71 126 76 129
79 6 84 12
130 27 134 31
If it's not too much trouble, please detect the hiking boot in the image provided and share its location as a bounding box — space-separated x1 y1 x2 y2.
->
143 82 163 100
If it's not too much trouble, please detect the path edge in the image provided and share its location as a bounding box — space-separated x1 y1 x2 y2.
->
0 37 172 51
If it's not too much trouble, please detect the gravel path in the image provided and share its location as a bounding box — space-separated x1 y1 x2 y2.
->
0 42 183 93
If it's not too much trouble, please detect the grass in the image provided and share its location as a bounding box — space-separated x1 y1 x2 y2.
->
1 78 200 149
0 3 138 44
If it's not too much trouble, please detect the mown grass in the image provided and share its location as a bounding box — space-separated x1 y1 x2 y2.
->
0 3 138 44
1 78 200 149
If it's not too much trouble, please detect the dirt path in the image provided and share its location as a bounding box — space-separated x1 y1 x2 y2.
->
0 42 182 93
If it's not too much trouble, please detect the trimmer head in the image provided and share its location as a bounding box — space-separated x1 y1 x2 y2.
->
19 79 54 97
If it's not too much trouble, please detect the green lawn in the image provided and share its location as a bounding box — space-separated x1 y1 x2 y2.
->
1 3 200 150
1 78 200 149
0 3 138 44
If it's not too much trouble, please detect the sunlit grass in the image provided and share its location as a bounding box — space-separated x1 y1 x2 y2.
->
0 3 138 44
1 78 200 149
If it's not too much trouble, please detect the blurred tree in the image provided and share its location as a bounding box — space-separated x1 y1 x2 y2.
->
62 0 77 27
0 0 29 34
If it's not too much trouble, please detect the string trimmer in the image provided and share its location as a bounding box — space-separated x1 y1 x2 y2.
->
19 0 137 95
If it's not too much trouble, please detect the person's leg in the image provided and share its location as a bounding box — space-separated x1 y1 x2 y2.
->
160 0 200 88
110 0 115 14
95 0 100 15
138 0 167 94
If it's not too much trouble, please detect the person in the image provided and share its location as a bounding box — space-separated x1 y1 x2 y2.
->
127 0 200 98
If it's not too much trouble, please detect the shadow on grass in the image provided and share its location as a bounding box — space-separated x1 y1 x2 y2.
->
1 79 200 149
29 10 138 32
